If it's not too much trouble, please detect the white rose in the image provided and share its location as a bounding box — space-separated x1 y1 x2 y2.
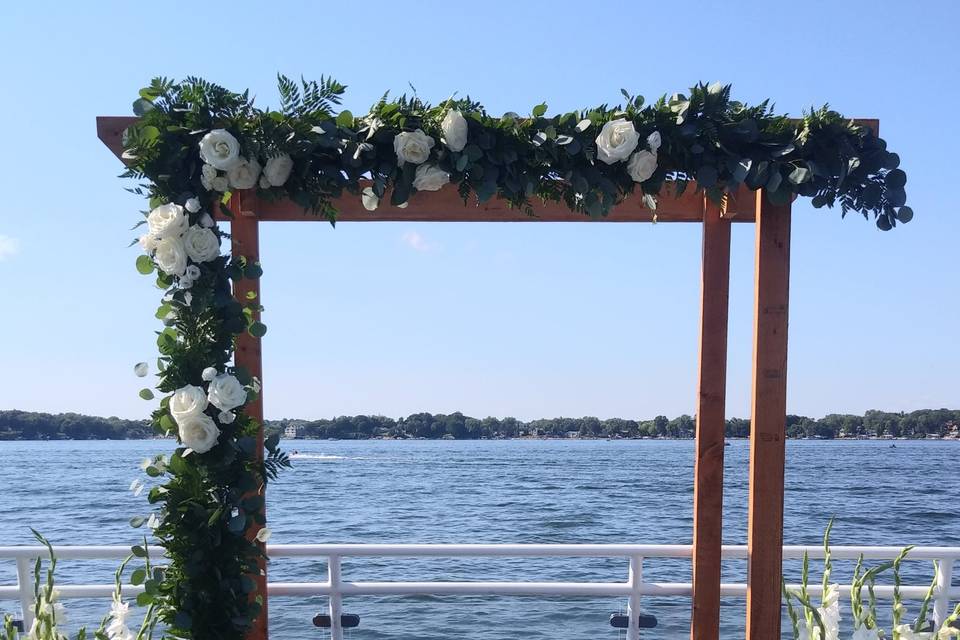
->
184 265 201 281
199 213 215 228
393 129 435 165
185 197 201 213
180 277 193 289
211 176 229 192
198 129 241 170
138 233 158 253
218 411 236 424
259 175 271 189
183 226 220 263
595 118 640 164
646 130 662 151
254 527 271 542
263 154 294 186
147 203 188 239
178 413 220 453
626 150 658 183
170 385 208 422
207 373 247 412
227 157 261 190
441 110 468 152
412 164 450 192
154 236 187 276
200 164 218 191
201 367 218 382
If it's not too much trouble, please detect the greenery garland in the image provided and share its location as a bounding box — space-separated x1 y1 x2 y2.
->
120 75 910 640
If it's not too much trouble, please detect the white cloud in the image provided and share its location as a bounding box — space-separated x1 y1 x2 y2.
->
400 231 438 252
0 235 19 261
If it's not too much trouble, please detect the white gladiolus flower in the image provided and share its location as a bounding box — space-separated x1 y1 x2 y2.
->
227 157 261 190
178 413 220 453
255 527 272 542
595 118 640 164
412 164 450 192
147 513 160 530
198 129 241 170
180 277 193 290
183 226 220 263
642 193 657 211
106 594 134 640
129 479 144 497
154 237 188 276
211 175 230 192
441 110 468 152
147 203 188 239
893 626 935 640
627 150 658 183
185 197 201 213
393 129 435 165
816 583 840 640
263 153 294 186
852 627 882 640
207 373 247 412
201 367 218 382
218 411 236 424
170 385 208 422
361 187 379 211
199 213 215 228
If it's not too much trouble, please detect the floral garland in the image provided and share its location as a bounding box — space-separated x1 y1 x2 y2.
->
121 75 910 640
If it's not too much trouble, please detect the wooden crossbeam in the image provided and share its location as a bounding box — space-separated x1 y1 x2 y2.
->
96 114 877 225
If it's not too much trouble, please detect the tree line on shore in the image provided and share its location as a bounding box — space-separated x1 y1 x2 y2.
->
2 408 958 441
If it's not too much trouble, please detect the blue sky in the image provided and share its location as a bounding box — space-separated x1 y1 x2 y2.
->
0 1 956 421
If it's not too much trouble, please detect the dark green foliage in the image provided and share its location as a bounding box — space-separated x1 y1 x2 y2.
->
123 77 910 229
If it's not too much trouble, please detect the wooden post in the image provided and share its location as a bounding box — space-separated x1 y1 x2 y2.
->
690 199 732 640
229 195 268 640
745 191 791 640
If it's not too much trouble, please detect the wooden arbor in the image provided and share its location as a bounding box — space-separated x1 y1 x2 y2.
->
97 115 878 640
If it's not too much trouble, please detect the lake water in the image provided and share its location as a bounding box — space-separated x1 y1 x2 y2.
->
1 439 958 638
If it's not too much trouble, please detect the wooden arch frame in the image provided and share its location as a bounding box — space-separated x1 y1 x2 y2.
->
97 115 878 640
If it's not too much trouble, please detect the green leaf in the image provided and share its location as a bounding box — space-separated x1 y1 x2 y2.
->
895 206 913 223
228 513 247 534
248 322 267 338
159 413 176 434
132 98 155 117
129 516 146 528
139 389 155 400
140 125 160 142
788 166 811 185
336 110 354 127
131 568 146 586
532 103 548 117
136 255 155 275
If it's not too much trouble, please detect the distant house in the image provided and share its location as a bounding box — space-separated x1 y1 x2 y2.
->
283 424 299 439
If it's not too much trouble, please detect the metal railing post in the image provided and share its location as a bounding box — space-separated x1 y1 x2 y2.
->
627 555 643 640
328 555 343 640
934 557 954 626
16 557 34 630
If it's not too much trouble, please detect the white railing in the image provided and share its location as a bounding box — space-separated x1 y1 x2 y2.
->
2 544 958 640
